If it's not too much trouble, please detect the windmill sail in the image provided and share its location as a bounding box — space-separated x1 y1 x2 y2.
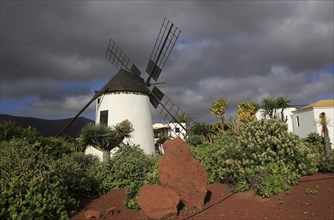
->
57 18 195 140
146 18 181 84
150 86 196 137
55 78 115 137
55 94 97 137
106 39 141 76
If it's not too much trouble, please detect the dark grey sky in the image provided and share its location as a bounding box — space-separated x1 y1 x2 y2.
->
1 1 333 123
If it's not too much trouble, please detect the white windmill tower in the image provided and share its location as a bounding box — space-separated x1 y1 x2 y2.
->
93 69 155 155
56 18 196 158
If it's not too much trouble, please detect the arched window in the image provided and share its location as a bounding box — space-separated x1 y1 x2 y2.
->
296 116 300 127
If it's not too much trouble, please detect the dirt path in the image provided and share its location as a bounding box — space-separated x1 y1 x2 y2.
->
72 173 334 220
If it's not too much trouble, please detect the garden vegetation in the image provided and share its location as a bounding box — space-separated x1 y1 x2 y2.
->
0 97 333 218
189 97 333 198
0 121 158 219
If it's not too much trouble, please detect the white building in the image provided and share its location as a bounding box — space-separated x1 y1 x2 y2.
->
152 122 187 154
256 99 334 149
153 122 187 140
256 107 297 132
291 100 334 148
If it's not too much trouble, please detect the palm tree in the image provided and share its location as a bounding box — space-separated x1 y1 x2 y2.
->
276 96 291 122
192 122 215 144
80 120 134 162
316 112 332 155
261 97 277 119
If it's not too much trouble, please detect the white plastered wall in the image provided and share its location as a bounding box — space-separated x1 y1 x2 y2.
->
292 107 334 149
256 107 296 132
85 92 155 160
292 110 316 138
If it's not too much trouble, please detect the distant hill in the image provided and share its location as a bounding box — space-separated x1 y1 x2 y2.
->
0 114 94 137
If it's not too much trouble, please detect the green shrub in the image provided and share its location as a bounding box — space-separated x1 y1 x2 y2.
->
110 145 157 188
85 145 159 210
192 119 319 197
304 132 324 154
191 144 215 182
187 134 203 146
191 135 237 183
110 145 159 210
0 139 77 219
224 119 318 196
0 137 102 219
52 152 100 198
318 151 334 173
0 121 40 143
85 161 114 194
33 136 77 159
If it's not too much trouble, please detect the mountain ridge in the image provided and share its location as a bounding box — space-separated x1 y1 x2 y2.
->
0 114 94 137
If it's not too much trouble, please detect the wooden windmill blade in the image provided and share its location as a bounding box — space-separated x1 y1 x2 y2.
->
106 39 141 76
55 84 112 137
55 95 96 137
145 18 181 85
150 86 196 137
145 18 196 137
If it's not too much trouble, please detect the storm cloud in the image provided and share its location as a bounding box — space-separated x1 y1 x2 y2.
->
1 1 333 122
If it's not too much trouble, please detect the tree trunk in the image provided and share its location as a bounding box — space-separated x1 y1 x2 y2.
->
102 149 111 162
323 126 332 155
281 110 284 122
220 117 224 134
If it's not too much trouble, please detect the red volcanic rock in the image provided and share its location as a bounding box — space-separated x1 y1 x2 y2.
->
105 206 120 215
137 184 181 219
159 137 208 209
84 209 101 219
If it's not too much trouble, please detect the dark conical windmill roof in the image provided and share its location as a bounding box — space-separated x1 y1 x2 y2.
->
99 69 150 95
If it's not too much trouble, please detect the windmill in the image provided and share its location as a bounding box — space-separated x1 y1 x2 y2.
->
56 18 195 155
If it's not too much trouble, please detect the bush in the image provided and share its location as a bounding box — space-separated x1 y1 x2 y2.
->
304 132 324 154
192 119 318 197
0 137 102 219
191 135 237 183
85 145 159 210
52 152 101 198
0 139 77 219
110 145 159 210
318 151 334 173
187 134 202 146
0 121 40 143
226 120 318 196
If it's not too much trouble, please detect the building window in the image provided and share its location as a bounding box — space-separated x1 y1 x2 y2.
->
100 110 108 125
175 127 180 133
97 98 101 104
296 116 300 127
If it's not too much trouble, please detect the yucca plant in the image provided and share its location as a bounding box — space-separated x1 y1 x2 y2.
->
80 120 134 162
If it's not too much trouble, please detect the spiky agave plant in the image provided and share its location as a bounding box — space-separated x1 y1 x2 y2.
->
80 120 134 162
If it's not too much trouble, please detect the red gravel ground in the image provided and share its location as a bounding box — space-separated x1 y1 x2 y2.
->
72 173 334 220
